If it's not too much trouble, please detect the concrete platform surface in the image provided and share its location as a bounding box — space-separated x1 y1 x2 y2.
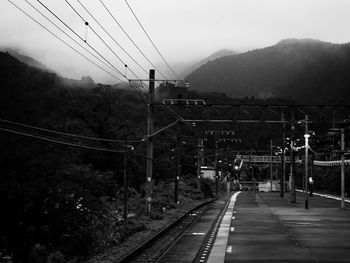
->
223 191 350 262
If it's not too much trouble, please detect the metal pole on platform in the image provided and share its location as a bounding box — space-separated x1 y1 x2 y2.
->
341 129 345 209
304 115 309 209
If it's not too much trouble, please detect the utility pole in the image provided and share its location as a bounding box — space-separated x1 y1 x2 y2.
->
123 135 128 223
175 95 182 205
341 128 345 209
214 132 219 196
175 133 180 204
270 139 273 192
281 112 285 198
146 69 155 215
205 130 235 196
252 161 256 200
304 114 309 209
290 109 296 203
197 138 203 190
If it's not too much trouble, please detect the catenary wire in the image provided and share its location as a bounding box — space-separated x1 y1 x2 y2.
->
0 118 145 143
64 0 147 90
308 146 327 155
8 0 122 81
0 125 155 161
124 0 182 81
64 0 126 68
23 0 121 78
36 0 127 80
0 126 128 153
75 0 148 76
99 0 167 80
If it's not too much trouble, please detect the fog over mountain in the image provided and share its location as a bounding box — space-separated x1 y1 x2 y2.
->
3 38 350 105
0 47 53 72
186 39 350 104
179 49 237 78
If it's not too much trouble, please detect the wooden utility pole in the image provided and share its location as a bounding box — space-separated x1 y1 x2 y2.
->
123 136 128 222
214 132 219 195
175 131 180 205
146 69 155 214
290 109 296 203
281 112 285 198
175 95 182 205
197 138 203 190
205 130 235 195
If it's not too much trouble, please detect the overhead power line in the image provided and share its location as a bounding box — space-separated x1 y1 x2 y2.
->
0 126 128 153
124 0 182 81
0 124 155 161
64 1 126 70
99 0 167 80
8 0 122 81
0 118 145 143
75 0 148 76
36 0 127 80
23 0 121 79
64 0 147 90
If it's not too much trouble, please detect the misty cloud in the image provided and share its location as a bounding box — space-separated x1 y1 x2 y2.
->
1 0 350 84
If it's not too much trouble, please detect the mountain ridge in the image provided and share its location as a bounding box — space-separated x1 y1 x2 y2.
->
1 47 53 72
0 47 105 88
179 49 236 78
186 39 350 104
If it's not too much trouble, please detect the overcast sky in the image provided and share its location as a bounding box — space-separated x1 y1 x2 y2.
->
1 0 350 84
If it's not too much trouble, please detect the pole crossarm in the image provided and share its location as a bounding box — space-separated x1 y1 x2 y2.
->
163 107 205 138
163 99 206 106
184 119 289 124
153 103 350 107
236 154 301 164
129 79 186 82
205 130 235 135
153 103 350 124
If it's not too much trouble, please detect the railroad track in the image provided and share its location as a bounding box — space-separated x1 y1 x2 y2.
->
117 199 216 263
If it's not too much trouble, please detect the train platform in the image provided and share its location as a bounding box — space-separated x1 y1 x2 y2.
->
208 191 350 263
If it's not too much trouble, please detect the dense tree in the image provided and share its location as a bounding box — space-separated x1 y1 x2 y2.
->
1 48 350 261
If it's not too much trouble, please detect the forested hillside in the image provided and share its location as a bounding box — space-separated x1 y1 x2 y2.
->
179 49 236 78
186 39 350 104
0 51 242 261
0 51 151 261
1 49 349 262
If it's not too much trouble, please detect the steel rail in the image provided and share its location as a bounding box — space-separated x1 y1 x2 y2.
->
117 198 215 262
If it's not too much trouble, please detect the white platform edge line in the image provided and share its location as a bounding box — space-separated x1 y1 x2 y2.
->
207 191 241 263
